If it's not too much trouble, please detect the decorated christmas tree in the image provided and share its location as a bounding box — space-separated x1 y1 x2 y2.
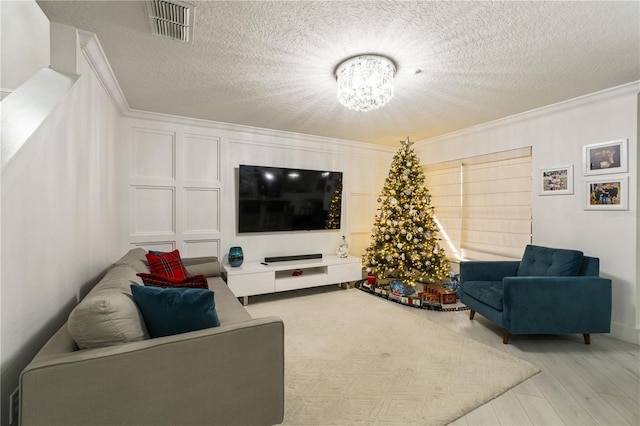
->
325 179 343 229
363 138 450 286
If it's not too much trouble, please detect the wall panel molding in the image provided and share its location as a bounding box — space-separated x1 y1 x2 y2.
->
131 128 175 180
130 186 175 236
184 134 221 184
183 239 221 258
183 188 220 234
133 241 176 252
127 117 394 260
128 122 223 257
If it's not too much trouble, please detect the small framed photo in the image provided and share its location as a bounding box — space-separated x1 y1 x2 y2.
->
540 165 573 195
585 177 628 210
583 139 628 175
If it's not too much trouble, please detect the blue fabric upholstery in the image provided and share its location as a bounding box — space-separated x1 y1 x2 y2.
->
579 256 600 276
462 281 503 311
517 245 584 276
460 245 612 343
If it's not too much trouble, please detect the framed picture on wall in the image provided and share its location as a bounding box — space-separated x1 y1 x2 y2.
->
584 177 628 210
539 165 573 195
583 139 628 175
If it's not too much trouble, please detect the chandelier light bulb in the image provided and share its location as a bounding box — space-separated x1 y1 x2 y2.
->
335 55 396 112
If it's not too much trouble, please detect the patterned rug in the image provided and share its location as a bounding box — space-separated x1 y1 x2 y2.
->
246 287 540 425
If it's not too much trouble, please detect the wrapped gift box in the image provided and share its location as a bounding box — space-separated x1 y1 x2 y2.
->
441 292 456 304
421 284 458 304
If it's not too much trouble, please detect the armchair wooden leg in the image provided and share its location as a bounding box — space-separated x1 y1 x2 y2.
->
469 310 475 320
503 331 510 344
583 334 591 344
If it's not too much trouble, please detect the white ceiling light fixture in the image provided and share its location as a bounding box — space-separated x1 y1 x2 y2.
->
335 55 396 112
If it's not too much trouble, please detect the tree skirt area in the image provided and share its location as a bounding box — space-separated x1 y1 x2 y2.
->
355 279 469 312
245 287 540 425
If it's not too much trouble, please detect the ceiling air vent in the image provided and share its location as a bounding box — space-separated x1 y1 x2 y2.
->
146 0 194 43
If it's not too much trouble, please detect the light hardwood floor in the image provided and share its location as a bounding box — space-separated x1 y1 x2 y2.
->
250 285 639 425
396 294 640 425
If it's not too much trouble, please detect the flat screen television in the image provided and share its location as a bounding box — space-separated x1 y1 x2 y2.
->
238 165 343 233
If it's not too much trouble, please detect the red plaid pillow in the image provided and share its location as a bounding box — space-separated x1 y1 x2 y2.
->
146 249 190 281
137 273 209 289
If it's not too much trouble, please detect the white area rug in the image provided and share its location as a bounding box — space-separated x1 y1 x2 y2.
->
246 287 540 425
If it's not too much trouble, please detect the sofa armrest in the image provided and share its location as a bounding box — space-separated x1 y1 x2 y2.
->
460 260 520 282
502 276 612 334
20 317 284 426
183 256 221 277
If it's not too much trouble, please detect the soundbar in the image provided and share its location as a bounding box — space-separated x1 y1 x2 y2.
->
264 253 323 263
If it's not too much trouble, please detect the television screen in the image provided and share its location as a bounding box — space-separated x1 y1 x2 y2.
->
238 165 343 233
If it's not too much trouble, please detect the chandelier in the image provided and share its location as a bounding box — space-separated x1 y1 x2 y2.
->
335 55 396 112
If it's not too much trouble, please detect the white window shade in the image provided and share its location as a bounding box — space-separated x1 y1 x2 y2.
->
422 163 463 260
424 147 532 261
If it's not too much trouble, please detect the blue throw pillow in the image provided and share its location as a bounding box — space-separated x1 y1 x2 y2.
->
130 285 220 338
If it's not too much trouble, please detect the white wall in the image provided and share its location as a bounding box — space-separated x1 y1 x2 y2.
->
122 115 394 263
0 32 125 426
415 83 639 344
0 0 50 99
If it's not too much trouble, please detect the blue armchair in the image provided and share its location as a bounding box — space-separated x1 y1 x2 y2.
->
460 245 612 344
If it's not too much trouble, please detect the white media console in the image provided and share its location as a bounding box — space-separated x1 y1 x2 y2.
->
222 255 363 305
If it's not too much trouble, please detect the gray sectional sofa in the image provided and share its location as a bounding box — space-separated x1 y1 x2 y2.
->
19 248 284 426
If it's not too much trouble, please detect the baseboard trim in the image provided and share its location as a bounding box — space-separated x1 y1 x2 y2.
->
610 321 640 345
1 87 13 100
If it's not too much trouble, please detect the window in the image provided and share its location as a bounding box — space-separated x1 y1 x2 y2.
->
424 147 532 261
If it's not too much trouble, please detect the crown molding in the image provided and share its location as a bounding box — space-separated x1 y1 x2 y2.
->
416 81 640 147
126 107 394 154
78 30 130 115
77 31 393 155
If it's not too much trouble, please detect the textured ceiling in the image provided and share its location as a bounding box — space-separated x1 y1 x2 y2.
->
37 1 640 146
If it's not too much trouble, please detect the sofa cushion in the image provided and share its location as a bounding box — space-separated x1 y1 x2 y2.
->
517 245 584 277
146 249 190 281
207 277 252 324
68 264 149 349
137 273 208 289
462 281 504 311
131 286 220 338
